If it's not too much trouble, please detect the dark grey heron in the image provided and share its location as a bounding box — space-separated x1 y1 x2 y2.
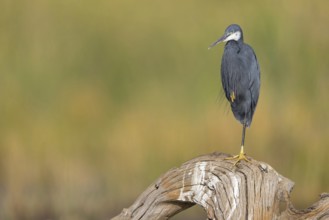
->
209 24 260 165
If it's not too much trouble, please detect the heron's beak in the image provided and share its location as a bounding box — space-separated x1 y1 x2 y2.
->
208 34 227 49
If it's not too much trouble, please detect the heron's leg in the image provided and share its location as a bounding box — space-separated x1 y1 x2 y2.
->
225 124 250 165
241 123 246 147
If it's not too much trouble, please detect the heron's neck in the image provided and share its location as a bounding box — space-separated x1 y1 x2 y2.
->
226 40 243 49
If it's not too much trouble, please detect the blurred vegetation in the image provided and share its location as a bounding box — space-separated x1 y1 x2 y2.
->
1 0 329 219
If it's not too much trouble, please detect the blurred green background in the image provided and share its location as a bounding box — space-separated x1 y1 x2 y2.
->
1 0 329 219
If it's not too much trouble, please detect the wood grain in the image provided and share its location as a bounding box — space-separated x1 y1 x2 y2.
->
112 152 329 220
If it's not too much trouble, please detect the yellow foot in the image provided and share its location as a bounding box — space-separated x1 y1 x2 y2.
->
225 146 250 166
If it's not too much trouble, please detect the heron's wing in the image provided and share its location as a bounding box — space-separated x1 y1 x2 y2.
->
245 45 260 115
220 55 231 102
220 47 244 102
221 46 251 102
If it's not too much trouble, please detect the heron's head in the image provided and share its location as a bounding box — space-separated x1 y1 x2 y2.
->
208 24 243 49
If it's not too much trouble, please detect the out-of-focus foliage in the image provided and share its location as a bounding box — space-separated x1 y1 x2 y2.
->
1 0 329 219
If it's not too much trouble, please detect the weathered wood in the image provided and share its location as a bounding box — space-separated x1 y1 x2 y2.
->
112 152 329 220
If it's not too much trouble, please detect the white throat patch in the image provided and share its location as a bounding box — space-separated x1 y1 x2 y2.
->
224 31 241 42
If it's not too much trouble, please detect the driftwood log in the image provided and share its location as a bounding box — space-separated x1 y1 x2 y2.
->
112 152 329 220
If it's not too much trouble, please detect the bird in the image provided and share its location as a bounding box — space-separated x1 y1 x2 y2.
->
209 24 260 165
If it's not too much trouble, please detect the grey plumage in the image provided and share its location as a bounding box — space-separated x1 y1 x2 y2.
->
209 24 260 156
221 34 260 126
